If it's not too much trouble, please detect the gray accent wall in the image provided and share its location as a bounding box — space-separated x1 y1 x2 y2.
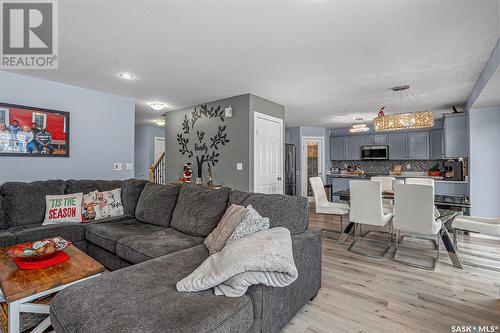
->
166 94 251 191
165 93 284 192
0 72 135 182
134 125 165 180
469 107 500 217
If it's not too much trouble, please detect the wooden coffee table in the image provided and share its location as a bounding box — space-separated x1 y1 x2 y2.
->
0 244 104 333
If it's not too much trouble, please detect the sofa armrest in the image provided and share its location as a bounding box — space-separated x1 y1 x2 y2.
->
246 229 322 333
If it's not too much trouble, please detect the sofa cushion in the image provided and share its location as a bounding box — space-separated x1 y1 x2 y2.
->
228 190 309 235
85 219 164 253
96 180 123 191
170 186 231 237
116 228 204 264
2 180 67 227
121 179 148 216
9 223 86 244
50 245 254 333
0 230 17 247
135 183 179 227
65 180 99 195
0 199 6 230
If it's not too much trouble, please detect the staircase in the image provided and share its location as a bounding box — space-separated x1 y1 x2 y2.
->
149 152 166 184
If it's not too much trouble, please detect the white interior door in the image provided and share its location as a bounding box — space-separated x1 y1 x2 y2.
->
301 136 325 197
254 112 283 194
154 137 165 161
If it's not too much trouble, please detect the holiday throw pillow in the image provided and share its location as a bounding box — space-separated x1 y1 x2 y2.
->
96 188 124 219
43 193 84 225
226 205 270 245
81 191 101 221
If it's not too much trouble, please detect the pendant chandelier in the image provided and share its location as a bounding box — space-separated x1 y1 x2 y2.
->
349 117 369 133
374 85 434 131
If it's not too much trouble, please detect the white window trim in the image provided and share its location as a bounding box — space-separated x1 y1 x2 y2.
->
0 108 9 126
32 112 47 128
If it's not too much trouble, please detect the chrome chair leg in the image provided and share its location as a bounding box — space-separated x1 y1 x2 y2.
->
392 230 439 271
348 222 391 259
452 228 500 272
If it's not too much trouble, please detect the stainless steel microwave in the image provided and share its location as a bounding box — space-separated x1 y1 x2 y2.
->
361 145 389 160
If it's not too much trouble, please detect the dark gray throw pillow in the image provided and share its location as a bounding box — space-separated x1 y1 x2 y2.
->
121 179 148 216
228 190 309 234
2 180 67 227
135 183 180 227
170 185 231 237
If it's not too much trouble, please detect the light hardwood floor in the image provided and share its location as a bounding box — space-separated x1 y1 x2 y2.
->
283 207 500 333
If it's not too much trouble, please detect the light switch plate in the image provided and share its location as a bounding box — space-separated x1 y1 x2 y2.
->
114 163 122 171
126 163 134 170
236 163 243 171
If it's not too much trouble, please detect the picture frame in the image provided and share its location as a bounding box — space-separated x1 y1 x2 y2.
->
0 102 70 157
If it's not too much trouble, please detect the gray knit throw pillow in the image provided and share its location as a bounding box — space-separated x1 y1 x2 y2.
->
226 205 270 244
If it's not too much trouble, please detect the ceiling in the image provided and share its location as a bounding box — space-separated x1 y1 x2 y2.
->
7 0 500 128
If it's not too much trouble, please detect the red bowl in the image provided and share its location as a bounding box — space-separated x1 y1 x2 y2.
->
6 238 71 261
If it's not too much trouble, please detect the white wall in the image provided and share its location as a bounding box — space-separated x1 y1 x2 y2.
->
0 72 135 182
469 107 500 217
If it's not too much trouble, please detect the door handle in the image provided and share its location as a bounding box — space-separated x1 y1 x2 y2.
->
277 177 282 181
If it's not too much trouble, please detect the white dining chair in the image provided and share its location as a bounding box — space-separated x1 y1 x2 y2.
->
452 215 500 271
309 177 350 235
405 177 435 187
348 180 393 258
371 176 396 212
393 183 442 270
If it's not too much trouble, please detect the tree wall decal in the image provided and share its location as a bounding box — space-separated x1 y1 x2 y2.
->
176 104 230 182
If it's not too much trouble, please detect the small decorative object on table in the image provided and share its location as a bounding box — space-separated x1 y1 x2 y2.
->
179 162 193 183
428 162 442 177
6 237 71 269
207 164 214 188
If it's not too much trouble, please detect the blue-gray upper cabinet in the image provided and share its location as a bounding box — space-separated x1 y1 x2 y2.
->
407 132 429 160
430 129 443 160
331 136 345 160
362 135 374 146
388 133 407 159
345 135 361 160
374 134 388 145
443 114 469 158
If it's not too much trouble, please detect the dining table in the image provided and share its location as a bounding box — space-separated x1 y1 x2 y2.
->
332 189 471 269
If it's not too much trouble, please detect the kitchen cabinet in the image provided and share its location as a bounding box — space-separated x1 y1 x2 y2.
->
345 135 361 160
331 136 345 161
374 134 388 145
388 133 407 160
407 132 429 160
362 135 374 146
430 129 443 160
444 114 469 158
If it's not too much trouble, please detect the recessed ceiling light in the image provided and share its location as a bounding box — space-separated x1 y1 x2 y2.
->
148 102 167 111
155 120 165 126
119 72 134 79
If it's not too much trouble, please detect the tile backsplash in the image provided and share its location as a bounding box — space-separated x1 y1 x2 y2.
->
331 160 442 174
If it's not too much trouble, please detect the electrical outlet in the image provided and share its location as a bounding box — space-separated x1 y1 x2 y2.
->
236 163 243 171
126 163 134 170
224 106 233 118
114 163 122 171
406 163 411 170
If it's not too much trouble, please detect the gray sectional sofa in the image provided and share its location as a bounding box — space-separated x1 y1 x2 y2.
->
0 179 322 333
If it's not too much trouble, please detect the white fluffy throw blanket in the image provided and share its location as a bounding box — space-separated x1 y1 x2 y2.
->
176 227 298 297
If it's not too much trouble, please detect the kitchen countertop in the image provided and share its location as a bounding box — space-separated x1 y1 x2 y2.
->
326 173 468 184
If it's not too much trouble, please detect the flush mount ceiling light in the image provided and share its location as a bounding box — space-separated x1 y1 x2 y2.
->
374 85 434 131
155 120 165 126
148 102 167 111
349 117 369 133
119 72 134 79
